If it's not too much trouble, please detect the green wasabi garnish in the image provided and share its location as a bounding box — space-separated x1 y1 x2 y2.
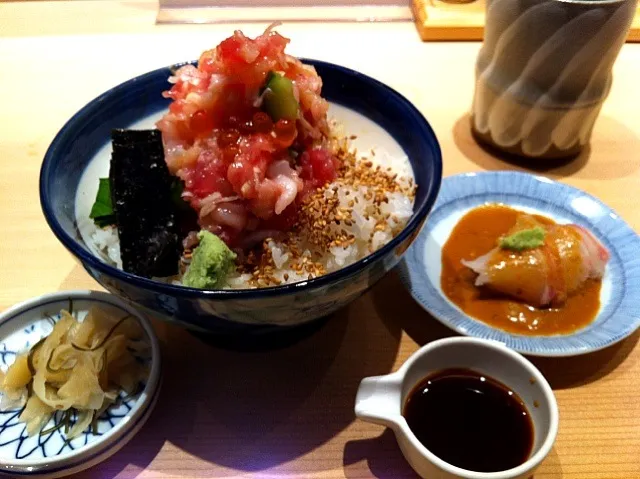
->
499 227 546 251
183 231 237 289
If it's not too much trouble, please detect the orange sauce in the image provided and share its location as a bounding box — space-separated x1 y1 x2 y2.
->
441 204 601 336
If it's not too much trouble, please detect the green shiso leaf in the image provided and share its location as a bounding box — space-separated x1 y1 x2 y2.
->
170 178 191 212
89 178 115 228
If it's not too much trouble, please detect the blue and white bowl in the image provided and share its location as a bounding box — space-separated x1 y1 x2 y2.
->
400 171 640 357
39 60 442 337
0 291 161 478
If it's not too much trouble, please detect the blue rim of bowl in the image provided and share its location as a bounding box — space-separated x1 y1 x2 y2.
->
399 171 640 357
0 290 161 475
39 59 442 300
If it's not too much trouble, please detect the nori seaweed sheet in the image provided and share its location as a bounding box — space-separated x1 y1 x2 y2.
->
109 129 181 278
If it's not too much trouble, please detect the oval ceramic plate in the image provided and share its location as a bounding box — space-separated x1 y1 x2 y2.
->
400 171 640 357
0 291 161 478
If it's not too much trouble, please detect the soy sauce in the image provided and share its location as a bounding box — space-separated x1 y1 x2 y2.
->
403 368 534 472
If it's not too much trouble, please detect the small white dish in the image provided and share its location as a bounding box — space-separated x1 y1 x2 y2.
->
355 337 559 479
0 290 161 478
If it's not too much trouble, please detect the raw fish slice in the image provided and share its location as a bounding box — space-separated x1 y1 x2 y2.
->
461 214 609 307
574 225 609 277
110 129 181 278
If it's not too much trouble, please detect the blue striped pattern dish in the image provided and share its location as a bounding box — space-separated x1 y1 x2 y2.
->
0 291 161 477
399 171 640 357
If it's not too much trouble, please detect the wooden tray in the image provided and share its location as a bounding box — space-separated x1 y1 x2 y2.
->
412 0 640 42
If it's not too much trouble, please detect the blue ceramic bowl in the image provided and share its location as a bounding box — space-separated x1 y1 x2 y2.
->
40 60 442 337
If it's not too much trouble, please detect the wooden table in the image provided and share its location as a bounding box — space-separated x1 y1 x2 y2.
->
1 1 639 477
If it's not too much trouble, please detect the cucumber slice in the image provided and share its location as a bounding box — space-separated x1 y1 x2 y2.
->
263 72 299 122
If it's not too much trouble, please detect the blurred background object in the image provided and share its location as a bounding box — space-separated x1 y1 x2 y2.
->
470 0 638 160
412 0 640 41
157 0 413 24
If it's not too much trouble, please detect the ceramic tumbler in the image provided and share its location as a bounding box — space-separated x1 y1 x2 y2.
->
471 0 637 159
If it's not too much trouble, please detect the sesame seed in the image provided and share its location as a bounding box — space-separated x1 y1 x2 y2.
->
231 133 417 287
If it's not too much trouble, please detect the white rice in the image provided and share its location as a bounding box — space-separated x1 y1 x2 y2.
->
85 147 414 290
90 225 123 270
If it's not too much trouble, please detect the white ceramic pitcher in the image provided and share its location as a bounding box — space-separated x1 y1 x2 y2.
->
355 337 559 479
